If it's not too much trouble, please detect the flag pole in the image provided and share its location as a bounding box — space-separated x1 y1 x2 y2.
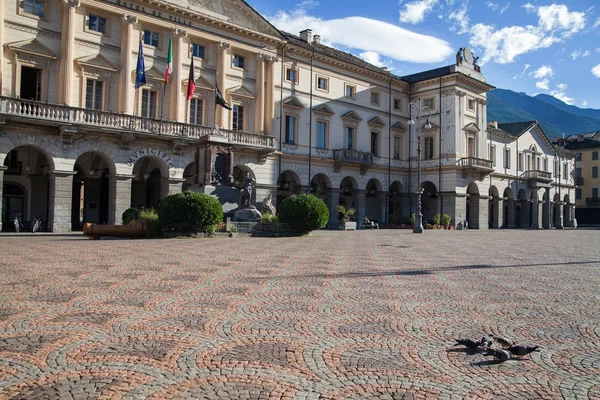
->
214 71 218 128
161 29 173 121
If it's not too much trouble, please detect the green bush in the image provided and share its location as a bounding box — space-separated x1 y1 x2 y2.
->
408 213 416 225
138 208 160 238
158 191 223 234
278 194 329 233
441 213 452 226
337 205 356 222
122 208 140 225
433 213 441 226
261 213 279 223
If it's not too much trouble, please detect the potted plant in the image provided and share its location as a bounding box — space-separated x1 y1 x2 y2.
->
407 213 416 229
441 213 452 230
433 213 441 229
337 205 357 230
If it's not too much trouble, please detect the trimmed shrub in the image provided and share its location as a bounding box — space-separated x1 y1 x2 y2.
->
158 191 223 234
441 213 452 227
408 213 416 225
433 213 441 226
278 194 329 233
138 208 160 238
261 213 279 223
122 208 140 225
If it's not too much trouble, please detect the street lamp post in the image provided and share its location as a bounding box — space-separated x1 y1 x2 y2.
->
407 98 431 234
556 145 564 229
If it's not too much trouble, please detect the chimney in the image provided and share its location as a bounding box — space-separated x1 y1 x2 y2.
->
299 29 312 43
489 120 498 129
313 34 321 45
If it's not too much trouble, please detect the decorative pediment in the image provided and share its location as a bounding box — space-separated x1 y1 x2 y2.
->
464 122 480 133
423 121 439 131
227 85 254 99
368 116 385 127
282 96 305 110
7 39 57 60
391 121 407 132
145 65 166 81
313 103 335 116
76 54 117 72
341 110 362 122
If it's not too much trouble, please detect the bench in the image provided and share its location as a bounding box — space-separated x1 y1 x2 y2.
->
358 220 379 230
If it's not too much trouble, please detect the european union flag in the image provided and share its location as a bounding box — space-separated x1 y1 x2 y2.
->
135 38 146 89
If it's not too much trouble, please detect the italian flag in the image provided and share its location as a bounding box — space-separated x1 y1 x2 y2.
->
165 35 173 83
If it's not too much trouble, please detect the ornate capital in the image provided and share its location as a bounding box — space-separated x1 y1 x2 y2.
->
174 28 187 38
63 0 80 8
122 14 138 25
219 42 231 50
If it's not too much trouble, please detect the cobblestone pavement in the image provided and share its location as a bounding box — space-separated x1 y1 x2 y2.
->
0 229 599 399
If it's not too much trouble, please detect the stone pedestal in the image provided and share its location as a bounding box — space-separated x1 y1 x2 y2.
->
234 207 262 222
191 184 239 217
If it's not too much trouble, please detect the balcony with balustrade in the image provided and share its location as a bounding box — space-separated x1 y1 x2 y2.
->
585 197 600 206
0 97 277 152
458 157 494 178
522 169 553 187
333 149 374 175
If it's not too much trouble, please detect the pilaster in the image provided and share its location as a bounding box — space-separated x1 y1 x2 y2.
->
328 188 340 227
264 56 275 134
108 174 133 224
58 0 80 105
477 196 489 230
355 189 366 222
119 15 137 114
254 54 266 133
48 170 76 233
170 29 187 121
216 42 230 128
0 167 6 231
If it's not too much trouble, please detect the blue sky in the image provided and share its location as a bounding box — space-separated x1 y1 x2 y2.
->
249 0 600 109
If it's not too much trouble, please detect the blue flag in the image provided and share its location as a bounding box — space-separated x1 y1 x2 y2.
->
135 37 146 89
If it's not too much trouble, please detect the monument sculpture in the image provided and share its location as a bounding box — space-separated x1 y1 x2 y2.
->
261 194 276 216
234 171 262 222
239 170 256 209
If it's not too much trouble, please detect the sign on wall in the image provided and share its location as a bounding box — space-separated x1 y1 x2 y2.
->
126 148 175 169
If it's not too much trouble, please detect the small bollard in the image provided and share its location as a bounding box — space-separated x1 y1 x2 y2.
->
226 217 231 232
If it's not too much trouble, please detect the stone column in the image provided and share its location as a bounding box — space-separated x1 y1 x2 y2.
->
119 15 137 114
378 192 387 224
216 42 230 128
170 28 187 121
0 167 6 231
264 56 275 134
496 199 504 228
474 195 488 230
48 171 76 233
166 178 185 196
355 189 366 222
254 54 266 133
58 0 80 105
108 174 133 225
328 188 340 227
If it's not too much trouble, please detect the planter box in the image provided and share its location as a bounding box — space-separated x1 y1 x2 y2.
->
340 221 357 231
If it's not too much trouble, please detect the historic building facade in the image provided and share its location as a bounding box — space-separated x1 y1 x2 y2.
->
0 0 575 232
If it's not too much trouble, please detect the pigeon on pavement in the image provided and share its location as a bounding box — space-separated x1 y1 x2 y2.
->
485 348 513 362
493 336 514 349
454 338 485 349
508 345 539 358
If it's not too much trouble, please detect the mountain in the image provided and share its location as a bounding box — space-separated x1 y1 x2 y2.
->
487 89 600 138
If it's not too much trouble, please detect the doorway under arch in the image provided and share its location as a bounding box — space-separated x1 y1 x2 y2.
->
131 156 169 210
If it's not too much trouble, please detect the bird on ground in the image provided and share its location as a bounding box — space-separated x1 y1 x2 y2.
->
493 336 514 349
481 336 494 349
454 338 486 349
485 348 513 362
508 345 539 359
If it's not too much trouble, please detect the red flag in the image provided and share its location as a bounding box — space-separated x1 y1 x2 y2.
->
187 56 196 101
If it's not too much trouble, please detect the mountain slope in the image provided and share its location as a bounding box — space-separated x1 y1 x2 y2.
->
487 89 600 138
534 94 600 120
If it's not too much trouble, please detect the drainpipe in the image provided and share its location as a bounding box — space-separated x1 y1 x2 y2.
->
438 77 443 217
387 76 392 224
278 43 287 183
308 49 315 191
408 91 412 214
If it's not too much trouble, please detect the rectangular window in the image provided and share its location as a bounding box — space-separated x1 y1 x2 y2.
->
232 105 244 131
345 84 356 98
563 163 568 179
141 89 157 119
20 66 42 101
467 99 475 110
345 127 354 150
233 55 245 69
576 167 582 178
576 188 582 200
576 152 582 161
371 92 380 105
189 98 203 125
593 187 599 199
424 137 434 160
593 166 599 179
537 157 541 171
518 153 524 171
543 158 548 172
88 14 106 33
143 30 160 47
504 148 511 169
22 0 45 17
423 98 434 109
393 137 401 160
393 98 400 110
285 115 296 144
316 121 327 149
593 151 599 160
285 67 298 83
489 144 496 166
371 132 379 156
85 79 103 110
192 43 205 59
467 137 475 157
316 76 328 91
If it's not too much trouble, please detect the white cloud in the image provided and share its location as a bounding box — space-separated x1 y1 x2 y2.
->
570 49 590 60
268 9 453 63
469 4 587 64
557 83 568 90
399 0 439 24
597 48 600 53
592 64 600 78
448 4 470 34
536 79 549 90
582 100 588 107
487 1 509 13
295 0 319 9
594 17 600 28
532 65 553 78
359 51 394 70
513 63 530 79
550 89 574 104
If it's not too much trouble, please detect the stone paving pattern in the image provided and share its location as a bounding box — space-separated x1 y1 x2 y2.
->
0 229 598 399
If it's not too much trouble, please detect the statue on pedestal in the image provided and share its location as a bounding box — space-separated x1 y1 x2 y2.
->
262 194 276 216
239 171 256 209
